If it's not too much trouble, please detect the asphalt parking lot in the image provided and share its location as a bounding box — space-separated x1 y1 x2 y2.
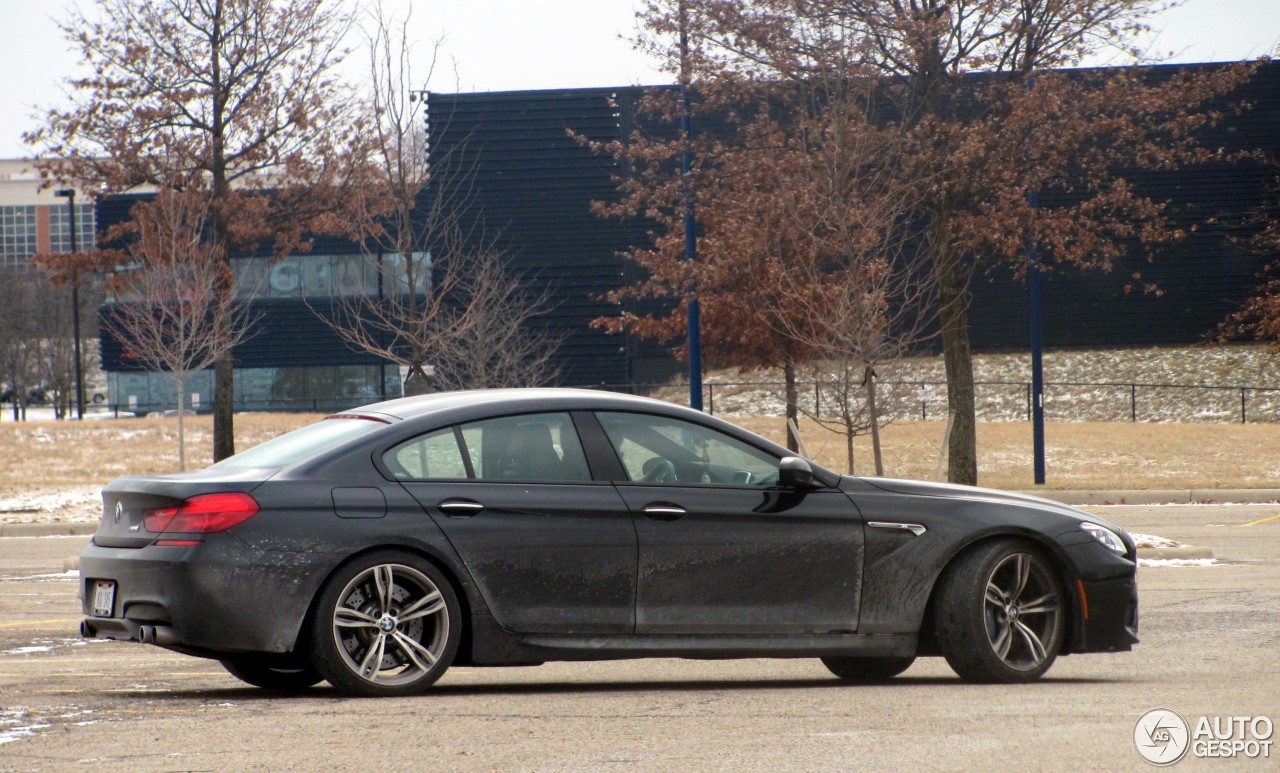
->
1 504 1277 772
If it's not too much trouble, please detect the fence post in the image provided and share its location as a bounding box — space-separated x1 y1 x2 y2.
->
921 400 927 421
1026 382 1032 422
1131 384 1137 422
814 381 820 419
1241 388 1247 424
707 384 714 415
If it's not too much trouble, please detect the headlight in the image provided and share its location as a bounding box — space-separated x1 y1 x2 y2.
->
1080 521 1127 554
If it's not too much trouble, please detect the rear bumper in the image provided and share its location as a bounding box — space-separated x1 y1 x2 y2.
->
79 537 334 656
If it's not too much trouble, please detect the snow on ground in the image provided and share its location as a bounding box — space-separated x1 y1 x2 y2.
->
0 709 50 747
1131 533 1187 549
1138 558 1220 567
657 344 1280 421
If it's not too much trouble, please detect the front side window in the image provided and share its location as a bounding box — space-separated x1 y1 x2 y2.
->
596 412 781 486
460 413 592 482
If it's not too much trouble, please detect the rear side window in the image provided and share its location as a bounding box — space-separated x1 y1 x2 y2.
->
384 428 468 480
382 413 593 483
461 413 592 482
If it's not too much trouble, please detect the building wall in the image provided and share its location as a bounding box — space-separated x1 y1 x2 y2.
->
0 159 94 269
426 63 1280 373
94 62 1280 408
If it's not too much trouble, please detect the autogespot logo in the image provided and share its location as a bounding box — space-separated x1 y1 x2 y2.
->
1135 709 1274 765
1135 708 1191 766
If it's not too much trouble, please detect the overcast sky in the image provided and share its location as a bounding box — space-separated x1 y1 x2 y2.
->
3 0 1278 159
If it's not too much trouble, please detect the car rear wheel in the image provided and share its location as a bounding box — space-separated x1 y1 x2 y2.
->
935 540 1064 683
821 656 915 682
220 658 323 691
310 552 461 697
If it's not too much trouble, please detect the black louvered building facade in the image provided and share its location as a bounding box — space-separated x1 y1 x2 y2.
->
98 62 1280 410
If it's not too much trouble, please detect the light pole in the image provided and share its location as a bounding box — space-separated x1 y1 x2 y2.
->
54 188 85 421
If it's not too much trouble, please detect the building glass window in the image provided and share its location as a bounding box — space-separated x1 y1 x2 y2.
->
0 205 37 267
47 202 96 254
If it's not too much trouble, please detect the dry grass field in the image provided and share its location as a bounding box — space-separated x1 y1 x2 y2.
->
1 411 1278 524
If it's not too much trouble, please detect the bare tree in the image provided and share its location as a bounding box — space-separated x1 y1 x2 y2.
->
102 190 256 470
0 269 41 421
429 253 564 391
325 7 562 393
633 0 1252 484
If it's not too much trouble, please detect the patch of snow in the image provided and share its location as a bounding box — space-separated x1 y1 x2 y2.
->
2 645 55 655
1138 558 1221 567
0 709 50 746
1130 533 1187 549
7 571 79 582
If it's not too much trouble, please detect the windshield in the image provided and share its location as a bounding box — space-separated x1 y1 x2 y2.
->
212 417 386 469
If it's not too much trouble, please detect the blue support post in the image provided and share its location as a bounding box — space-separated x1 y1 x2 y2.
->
680 3 703 411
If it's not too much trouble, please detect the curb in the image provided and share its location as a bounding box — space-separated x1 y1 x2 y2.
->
0 522 98 538
1012 489 1280 506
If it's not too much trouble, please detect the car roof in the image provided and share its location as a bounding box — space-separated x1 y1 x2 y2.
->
348 388 699 422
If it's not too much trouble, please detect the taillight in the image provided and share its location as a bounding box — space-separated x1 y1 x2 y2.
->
144 492 260 534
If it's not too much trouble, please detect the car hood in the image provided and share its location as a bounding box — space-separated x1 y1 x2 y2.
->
856 477 1129 534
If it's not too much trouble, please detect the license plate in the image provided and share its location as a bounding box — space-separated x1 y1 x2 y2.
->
92 580 116 617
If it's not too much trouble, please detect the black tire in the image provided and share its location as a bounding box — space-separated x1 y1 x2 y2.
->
309 551 461 697
934 539 1065 683
221 657 323 690
821 656 916 682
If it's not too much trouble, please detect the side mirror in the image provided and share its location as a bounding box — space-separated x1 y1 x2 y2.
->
778 456 818 489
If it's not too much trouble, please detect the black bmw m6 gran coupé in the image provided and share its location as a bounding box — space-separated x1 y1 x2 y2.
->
79 389 1138 696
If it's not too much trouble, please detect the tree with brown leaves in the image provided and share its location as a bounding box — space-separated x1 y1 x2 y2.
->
26 0 366 462
628 0 1253 484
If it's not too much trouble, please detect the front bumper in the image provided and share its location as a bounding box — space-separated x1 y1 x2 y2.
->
79 536 335 657
1062 539 1140 653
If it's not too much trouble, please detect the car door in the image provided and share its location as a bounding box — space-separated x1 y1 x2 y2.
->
391 412 637 635
593 411 864 635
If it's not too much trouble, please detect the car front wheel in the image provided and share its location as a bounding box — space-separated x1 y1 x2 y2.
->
310 552 461 697
935 540 1065 683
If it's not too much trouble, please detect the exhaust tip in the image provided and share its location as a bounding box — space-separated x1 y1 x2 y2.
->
80 620 93 638
137 625 155 644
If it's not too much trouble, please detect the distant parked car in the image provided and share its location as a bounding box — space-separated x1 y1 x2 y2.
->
1 385 48 405
79 389 1139 696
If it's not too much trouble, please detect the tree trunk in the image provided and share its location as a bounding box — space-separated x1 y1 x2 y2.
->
938 257 978 485
865 366 884 476
213 355 234 461
403 362 432 396
845 428 855 475
176 373 186 472
783 352 799 453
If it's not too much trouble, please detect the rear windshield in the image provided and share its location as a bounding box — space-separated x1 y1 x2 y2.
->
212 417 385 469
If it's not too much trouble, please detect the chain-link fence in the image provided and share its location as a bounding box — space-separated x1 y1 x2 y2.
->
596 379 1280 424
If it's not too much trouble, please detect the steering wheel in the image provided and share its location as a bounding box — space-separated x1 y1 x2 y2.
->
640 457 677 483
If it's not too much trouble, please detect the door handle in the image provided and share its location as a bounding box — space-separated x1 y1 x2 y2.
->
438 500 485 517
642 504 687 521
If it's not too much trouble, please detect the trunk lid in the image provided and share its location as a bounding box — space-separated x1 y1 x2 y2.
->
95 467 273 548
